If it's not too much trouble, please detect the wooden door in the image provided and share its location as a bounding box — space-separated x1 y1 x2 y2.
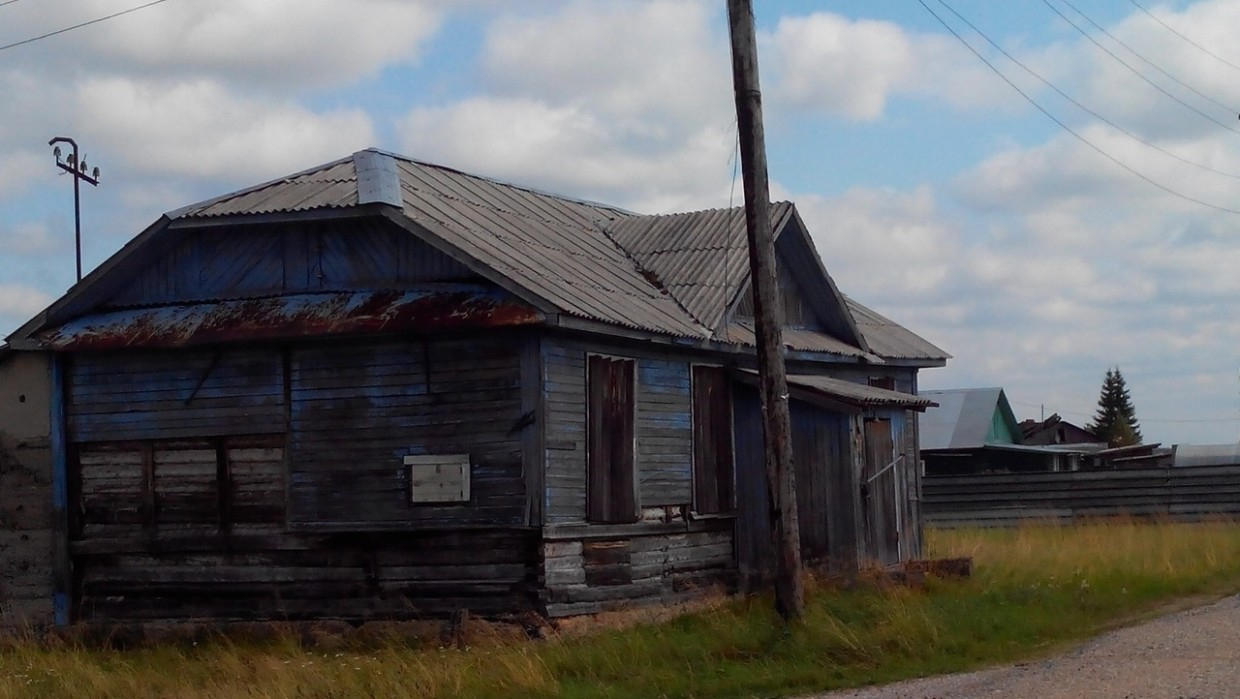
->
862 418 900 565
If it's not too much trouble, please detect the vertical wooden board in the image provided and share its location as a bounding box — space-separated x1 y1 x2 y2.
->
863 418 898 565
691 366 735 515
731 385 769 584
586 356 637 523
636 359 692 507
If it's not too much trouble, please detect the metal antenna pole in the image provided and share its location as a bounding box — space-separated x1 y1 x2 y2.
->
48 136 101 283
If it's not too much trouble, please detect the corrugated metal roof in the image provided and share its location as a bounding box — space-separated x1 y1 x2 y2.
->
1174 443 1240 468
605 206 771 331
38 287 541 351
154 148 943 355
721 321 873 359
178 159 358 217
919 388 1013 450
846 297 949 362
786 373 936 410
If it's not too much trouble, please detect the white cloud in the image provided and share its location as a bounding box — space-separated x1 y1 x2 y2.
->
74 77 376 182
0 284 53 318
398 0 738 212
6 1 442 89
763 12 1019 121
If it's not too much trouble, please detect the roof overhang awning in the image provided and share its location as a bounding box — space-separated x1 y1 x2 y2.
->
735 370 936 414
36 286 544 351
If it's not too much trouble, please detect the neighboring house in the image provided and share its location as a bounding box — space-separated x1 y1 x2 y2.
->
1173 443 1240 468
1020 414 1100 446
920 388 1088 474
4 149 947 626
0 346 54 624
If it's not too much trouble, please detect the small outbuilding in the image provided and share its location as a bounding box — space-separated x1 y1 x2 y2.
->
3 149 946 625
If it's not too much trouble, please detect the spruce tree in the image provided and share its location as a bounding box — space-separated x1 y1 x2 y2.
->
1087 367 1143 447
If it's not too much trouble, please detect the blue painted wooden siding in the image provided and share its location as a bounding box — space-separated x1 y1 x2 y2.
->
67 349 285 443
636 359 692 507
108 220 473 307
288 336 526 529
542 343 587 524
541 342 696 522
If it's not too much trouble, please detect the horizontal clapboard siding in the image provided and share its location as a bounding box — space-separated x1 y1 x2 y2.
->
923 465 1240 527
541 520 735 617
543 343 587 523
68 349 284 443
636 359 692 507
289 337 526 528
72 529 538 622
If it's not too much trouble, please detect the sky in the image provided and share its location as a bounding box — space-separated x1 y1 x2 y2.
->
2 0 1240 445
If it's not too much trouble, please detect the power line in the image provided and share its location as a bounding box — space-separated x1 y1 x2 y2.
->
0 0 26 7
1056 0 1236 115
1038 0 1240 138
932 0 1240 180
918 0 1240 216
1127 0 1240 73
0 0 173 53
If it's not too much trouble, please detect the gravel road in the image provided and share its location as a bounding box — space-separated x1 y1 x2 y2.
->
806 594 1240 699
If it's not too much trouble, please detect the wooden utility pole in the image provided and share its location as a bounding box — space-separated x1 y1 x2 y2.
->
726 0 804 620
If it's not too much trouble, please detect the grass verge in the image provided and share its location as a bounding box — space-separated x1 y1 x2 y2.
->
4 518 1240 699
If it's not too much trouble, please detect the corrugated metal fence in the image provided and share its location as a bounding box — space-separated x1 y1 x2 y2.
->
923 464 1240 527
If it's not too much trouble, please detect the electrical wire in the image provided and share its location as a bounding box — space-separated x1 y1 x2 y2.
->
0 0 173 53
1056 0 1235 115
1038 0 1240 137
933 0 1240 180
918 0 1240 216
1127 0 1240 73
0 0 26 7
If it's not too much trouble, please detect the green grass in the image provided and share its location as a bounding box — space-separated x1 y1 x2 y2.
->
6 518 1240 699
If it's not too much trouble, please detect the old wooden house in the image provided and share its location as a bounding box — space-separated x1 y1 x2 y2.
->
3 149 947 625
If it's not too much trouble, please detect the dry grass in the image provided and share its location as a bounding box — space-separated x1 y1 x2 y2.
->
4 518 1240 699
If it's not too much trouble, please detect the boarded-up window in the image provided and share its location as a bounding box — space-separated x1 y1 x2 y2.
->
587 356 637 523
868 377 896 391
74 435 285 538
692 366 734 514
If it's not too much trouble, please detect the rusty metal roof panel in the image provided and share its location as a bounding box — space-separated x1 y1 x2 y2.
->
37 287 542 351
847 297 949 362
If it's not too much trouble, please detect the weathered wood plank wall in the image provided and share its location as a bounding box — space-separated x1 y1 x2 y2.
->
537 338 735 614
63 335 539 622
108 220 474 306
289 337 526 529
541 521 734 618
923 465 1240 527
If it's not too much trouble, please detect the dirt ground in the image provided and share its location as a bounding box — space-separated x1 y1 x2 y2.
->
807 593 1240 699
